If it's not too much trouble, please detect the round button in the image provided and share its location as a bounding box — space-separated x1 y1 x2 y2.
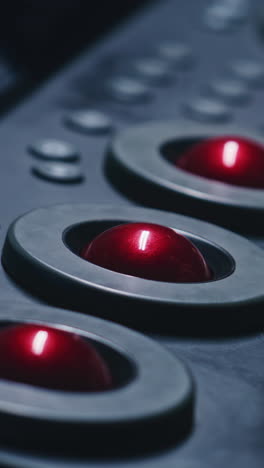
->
176 136 264 188
207 78 251 104
107 121 264 231
0 302 194 454
133 58 171 84
4 203 264 330
204 1 249 32
81 223 212 283
0 324 112 391
158 42 194 70
230 59 264 85
32 162 84 183
28 139 79 162
65 110 112 134
107 77 152 102
157 42 194 69
184 97 231 122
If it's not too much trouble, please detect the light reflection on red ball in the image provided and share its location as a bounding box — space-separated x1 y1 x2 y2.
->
176 136 264 188
0 324 113 391
81 223 212 283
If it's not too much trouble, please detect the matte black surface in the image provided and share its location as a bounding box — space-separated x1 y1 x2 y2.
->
0 0 263 466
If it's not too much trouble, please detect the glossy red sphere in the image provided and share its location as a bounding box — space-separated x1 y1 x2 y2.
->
81 223 212 282
176 136 264 188
0 324 112 391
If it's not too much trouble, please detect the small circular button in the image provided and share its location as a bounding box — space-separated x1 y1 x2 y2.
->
28 139 79 162
81 223 212 283
65 110 112 134
157 42 194 69
206 78 251 104
133 58 171 84
204 1 249 31
231 60 264 85
107 77 152 102
176 135 264 188
184 97 231 122
0 324 112 391
32 162 83 183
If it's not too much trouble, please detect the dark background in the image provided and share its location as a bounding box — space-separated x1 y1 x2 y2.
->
0 1 149 76
0 1 150 112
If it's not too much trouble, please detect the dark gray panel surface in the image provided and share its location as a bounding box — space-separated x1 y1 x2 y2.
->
0 0 263 466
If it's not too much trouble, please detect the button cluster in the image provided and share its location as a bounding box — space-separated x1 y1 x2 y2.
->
184 56 264 124
28 40 194 183
106 41 193 104
3 0 264 463
30 138 84 184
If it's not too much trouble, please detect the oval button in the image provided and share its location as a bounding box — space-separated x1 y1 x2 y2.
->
157 42 194 69
65 110 112 134
32 162 84 183
29 139 79 162
184 97 231 122
133 58 171 84
107 77 152 102
231 60 264 85
207 78 251 104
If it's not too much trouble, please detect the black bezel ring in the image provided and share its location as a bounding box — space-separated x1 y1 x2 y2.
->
106 120 264 231
0 301 193 455
2 204 264 333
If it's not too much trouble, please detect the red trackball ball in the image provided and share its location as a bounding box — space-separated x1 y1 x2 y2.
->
81 223 212 282
0 324 113 391
176 136 264 188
